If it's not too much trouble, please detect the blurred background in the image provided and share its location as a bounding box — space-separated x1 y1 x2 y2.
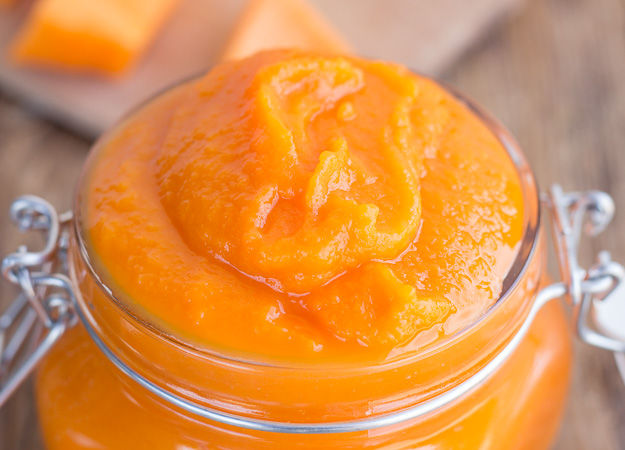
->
1 0 625 448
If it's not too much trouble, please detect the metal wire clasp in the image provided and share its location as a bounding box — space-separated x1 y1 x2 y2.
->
0 187 623 429
543 185 625 355
0 196 77 407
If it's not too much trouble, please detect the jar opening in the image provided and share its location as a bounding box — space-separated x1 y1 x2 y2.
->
72 74 540 371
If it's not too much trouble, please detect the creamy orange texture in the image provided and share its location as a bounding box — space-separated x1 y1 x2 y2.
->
85 50 523 361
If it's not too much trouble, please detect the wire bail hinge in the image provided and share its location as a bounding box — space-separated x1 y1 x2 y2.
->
0 196 76 408
543 184 625 354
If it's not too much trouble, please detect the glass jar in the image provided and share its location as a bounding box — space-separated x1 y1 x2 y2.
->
1 79 624 450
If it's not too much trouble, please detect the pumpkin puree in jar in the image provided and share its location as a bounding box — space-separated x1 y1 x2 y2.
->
85 49 524 362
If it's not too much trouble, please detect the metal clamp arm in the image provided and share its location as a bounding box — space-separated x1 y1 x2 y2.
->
544 185 625 354
543 185 625 386
0 196 76 407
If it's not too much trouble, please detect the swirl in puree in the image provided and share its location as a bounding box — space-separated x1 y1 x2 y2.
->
85 50 524 362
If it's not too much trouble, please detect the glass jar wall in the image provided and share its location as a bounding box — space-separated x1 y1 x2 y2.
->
31 74 573 448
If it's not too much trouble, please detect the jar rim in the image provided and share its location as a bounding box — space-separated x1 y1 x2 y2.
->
71 72 541 371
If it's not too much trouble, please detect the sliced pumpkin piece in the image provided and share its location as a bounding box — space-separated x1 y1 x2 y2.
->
9 0 179 76
221 0 351 61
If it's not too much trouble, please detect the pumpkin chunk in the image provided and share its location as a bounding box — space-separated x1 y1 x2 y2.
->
221 0 351 61
9 0 179 76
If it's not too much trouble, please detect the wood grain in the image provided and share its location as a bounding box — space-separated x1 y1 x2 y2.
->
1 0 625 448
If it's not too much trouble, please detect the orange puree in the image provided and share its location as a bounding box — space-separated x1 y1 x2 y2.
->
85 50 523 361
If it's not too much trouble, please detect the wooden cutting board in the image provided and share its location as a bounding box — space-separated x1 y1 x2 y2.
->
0 0 525 138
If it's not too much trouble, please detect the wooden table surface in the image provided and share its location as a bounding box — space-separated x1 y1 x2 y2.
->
1 0 625 448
